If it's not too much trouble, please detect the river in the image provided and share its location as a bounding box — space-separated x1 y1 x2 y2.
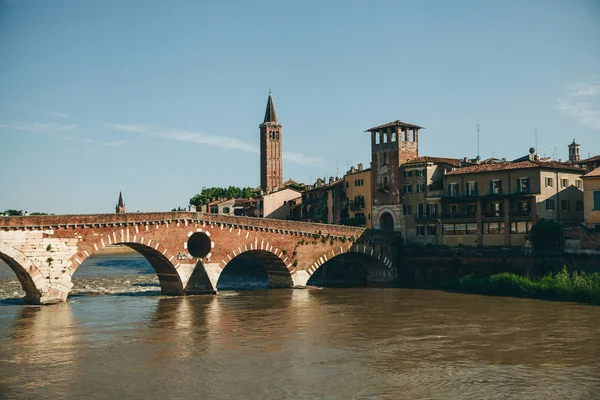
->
0 255 599 399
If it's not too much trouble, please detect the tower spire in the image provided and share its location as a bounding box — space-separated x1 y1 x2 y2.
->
263 92 278 124
116 191 126 214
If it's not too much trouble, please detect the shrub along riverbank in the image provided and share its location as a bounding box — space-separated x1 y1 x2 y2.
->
437 268 600 306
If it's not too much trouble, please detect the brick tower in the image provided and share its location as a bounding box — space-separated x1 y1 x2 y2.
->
260 92 283 193
366 120 423 233
115 191 126 214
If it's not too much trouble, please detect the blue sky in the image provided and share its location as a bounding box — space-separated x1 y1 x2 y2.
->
0 0 599 214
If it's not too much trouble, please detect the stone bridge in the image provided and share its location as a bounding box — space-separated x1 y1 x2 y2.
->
0 212 398 304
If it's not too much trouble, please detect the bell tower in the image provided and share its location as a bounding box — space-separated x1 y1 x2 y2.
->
260 92 283 193
115 191 126 214
568 139 580 162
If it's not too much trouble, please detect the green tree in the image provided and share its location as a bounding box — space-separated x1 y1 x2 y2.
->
3 209 23 216
530 219 564 250
189 186 258 207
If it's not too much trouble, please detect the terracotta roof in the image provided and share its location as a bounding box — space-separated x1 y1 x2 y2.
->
403 156 461 167
581 155 600 163
263 93 278 123
446 160 585 176
582 167 600 178
366 120 423 131
345 167 371 176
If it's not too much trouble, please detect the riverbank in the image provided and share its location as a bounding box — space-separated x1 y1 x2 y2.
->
430 268 600 306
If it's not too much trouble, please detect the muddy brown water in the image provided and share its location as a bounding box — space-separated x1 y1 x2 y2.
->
0 257 599 399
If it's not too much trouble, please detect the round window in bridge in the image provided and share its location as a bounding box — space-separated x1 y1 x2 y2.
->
187 232 211 258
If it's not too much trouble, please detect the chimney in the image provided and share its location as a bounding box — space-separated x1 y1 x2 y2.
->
358 163 363 171
329 176 334 184
350 166 355 174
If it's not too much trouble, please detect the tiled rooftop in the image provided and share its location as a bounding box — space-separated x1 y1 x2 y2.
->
582 167 600 178
366 120 423 131
446 160 585 175
403 156 461 167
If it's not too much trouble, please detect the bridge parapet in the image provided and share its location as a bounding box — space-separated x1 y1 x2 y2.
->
0 212 197 229
0 212 366 239
197 213 364 238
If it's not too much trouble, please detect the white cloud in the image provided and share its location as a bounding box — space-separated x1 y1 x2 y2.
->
8 122 79 133
107 123 324 165
0 122 125 147
557 81 600 131
50 112 71 119
285 151 325 166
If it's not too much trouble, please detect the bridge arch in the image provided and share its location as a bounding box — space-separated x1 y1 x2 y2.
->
217 246 293 290
0 241 49 304
73 240 186 297
303 242 395 286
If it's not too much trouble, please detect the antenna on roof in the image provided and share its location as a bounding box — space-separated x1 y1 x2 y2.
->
534 126 538 155
336 159 339 179
476 124 480 158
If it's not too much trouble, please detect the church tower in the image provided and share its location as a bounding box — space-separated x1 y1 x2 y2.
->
115 191 126 214
260 92 283 193
568 139 580 162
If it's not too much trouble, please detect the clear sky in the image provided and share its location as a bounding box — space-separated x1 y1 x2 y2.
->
1 0 599 214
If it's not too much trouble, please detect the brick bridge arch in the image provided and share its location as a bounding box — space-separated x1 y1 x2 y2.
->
302 241 396 284
0 242 50 304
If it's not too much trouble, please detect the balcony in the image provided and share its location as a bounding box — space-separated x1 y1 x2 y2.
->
442 212 476 220
510 210 531 218
426 189 444 198
414 213 439 221
483 211 504 218
349 201 365 211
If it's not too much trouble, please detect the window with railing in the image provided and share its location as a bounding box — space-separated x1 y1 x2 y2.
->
448 183 459 197
466 181 478 196
427 224 437 236
490 179 502 195
517 177 530 193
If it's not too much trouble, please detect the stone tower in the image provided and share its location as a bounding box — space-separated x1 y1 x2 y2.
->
568 139 580 162
260 92 283 193
115 191 126 214
367 120 423 233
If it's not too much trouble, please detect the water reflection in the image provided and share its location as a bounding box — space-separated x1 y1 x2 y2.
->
0 289 599 399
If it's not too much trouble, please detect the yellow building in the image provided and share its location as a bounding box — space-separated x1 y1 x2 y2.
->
343 163 372 228
442 157 585 247
582 167 600 230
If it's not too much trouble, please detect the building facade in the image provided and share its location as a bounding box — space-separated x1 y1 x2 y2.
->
582 168 600 230
260 93 283 194
400 157 460 245
343 163 372 228
367 120 423 235
442 157 585 247
256 188 301 219
302 178 345 224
